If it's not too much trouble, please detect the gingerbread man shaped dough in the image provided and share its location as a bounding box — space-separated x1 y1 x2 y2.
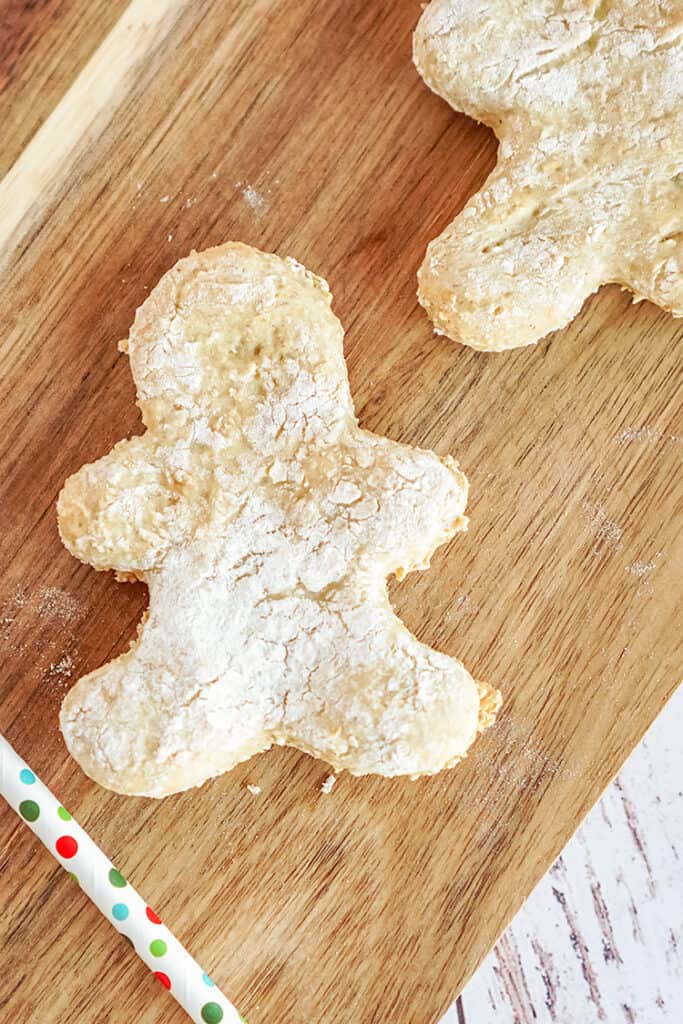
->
59 243 500 797
414 0 683 350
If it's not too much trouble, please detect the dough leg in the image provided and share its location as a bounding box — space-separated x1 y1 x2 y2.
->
60 653 272 798
281 598 484 777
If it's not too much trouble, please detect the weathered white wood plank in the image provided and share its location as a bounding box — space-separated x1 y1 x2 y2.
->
443 685 682 1023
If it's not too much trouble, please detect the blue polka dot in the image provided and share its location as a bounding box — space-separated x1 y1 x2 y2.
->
202 973 215 987
20 769 36 785
112 903 129 922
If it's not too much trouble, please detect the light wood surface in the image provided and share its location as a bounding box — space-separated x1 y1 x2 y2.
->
0 2 681 1022
447 685 683 1023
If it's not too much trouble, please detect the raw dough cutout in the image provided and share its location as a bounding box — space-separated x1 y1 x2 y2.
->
59 243 500 796
414 0 683 350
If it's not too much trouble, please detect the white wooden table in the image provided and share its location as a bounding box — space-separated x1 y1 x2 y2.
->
442 685 682 1023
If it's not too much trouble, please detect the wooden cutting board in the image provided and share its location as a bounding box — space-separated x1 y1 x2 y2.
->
0 2 681 1022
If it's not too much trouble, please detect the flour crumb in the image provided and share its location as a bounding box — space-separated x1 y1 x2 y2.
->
582 501 623 556
618 426 683 445
37 587 80 623
619 426 660 443
241 184 268 213
8 584 26 609
0 585 26 637
49 654 74 679
321 774 336 795
167 234 173 242
246 784 261 796
159 195 170 203
626 560 657 578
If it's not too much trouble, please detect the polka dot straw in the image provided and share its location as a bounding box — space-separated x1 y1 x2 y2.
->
0 735 247 1024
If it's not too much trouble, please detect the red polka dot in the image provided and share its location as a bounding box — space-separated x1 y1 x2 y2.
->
55 835 78 859
154 971 171 990
146 906 162 925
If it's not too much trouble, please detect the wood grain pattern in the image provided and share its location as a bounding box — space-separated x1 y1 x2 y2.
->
445 686 683 1023
0 2 681 1022
0 0 186 247
0 0 128 175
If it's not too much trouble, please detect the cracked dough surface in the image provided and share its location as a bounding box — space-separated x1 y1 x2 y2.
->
59 243 500 797
414 0 683 351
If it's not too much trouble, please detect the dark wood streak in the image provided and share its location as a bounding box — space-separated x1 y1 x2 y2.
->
668 929 678 955
552 884 606 1022
589 878 623 965
530 938 560 1022
615 779 657 898
615 871 645 945
491 933 538 1024
0 0 128 175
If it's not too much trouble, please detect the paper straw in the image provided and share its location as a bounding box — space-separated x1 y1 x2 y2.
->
0 734 246 1024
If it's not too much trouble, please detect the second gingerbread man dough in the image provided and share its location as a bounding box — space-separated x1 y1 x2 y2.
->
414 0 683 350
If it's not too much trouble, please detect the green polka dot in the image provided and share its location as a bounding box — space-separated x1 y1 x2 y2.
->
68 872 79 886
19 800 40 822
108 868 127 888
201 1004 224 1024
239 1016 248 1023
112 903 129 921
57 806 72 821
149 939 167 958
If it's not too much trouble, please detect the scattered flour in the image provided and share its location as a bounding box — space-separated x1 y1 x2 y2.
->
1 585 80 664
246 784 261 796
619 426 661 444
1 585 79 632
49 654 74 679
0 585 26 638
37 586 80 624
618 427 683 445
626 557 659 578
582 502 623 556
240 183 268 213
